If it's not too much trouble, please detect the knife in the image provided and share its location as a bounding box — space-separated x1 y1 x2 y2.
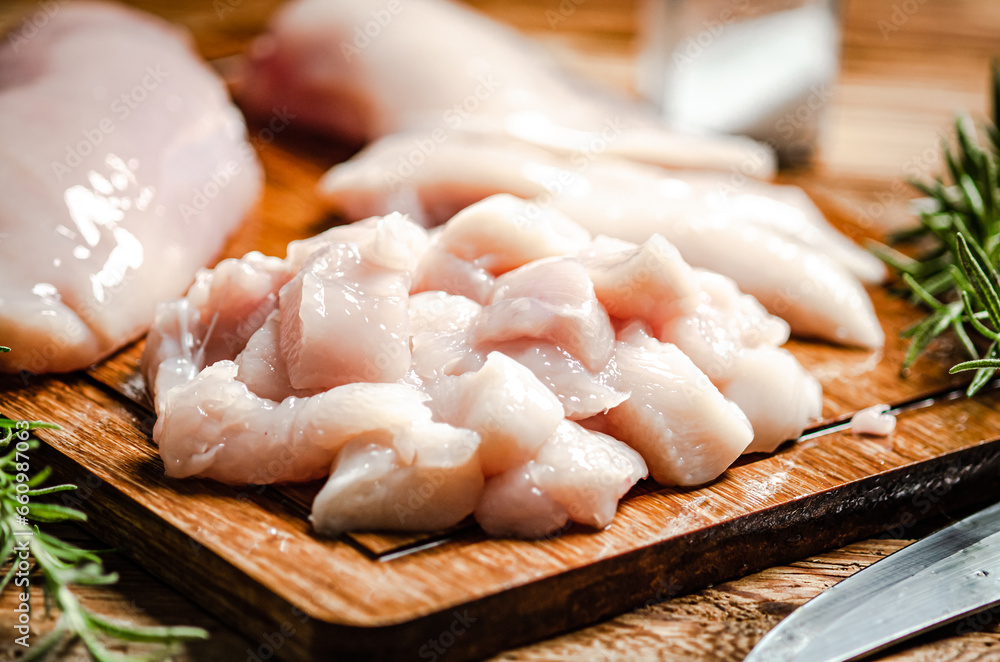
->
745 499 1000 662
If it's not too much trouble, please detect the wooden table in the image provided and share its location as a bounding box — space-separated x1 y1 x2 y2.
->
2 0 1000 660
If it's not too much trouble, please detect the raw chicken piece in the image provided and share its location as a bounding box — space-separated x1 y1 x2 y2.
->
605 322 753 486
580 234 700 326
473 464 569 539
473 257 615 372
239 0 774 176
721 347 823 454
183 252 291 366
409 290 483 336
408 291 485 383
284 219 379 271
656 270 821 451
234 310 318 402
153 361 438 484
532 420 647 529
491 341 628 420
436 195 592 276
0 3 261 373
279 243 409 389
411 242 495 305
279 212 427 390
659 270 790 384
410 293 625 420
475 420 647 538
142 251 290 405
311 424 483 536
317 134 884 348
429 352 564 476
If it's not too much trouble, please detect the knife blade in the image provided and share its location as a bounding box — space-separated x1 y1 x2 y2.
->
745 499 1000 662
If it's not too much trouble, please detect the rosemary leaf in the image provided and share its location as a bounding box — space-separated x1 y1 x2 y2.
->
0 421 208 661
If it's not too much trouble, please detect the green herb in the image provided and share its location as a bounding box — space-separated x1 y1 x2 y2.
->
0 419 208 661
869 61 1000 394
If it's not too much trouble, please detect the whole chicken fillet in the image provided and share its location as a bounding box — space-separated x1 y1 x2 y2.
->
238 0 774 177
0 3 262 374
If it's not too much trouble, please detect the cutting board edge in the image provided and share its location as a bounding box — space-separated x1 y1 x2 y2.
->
39 435 1000 661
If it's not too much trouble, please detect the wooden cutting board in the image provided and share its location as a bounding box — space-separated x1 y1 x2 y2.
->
3 128 1000 662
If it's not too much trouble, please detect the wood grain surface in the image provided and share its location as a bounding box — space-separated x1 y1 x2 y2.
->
2 0 1000 660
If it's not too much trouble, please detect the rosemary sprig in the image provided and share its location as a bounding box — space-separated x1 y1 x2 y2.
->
869 60 1000 394
0 418 208 660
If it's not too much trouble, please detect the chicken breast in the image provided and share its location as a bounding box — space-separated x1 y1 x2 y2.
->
0 2 261 373
239 0 774 176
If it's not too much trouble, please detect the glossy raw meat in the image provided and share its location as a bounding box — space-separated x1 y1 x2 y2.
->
475 419 647 538
0 3 261 373
142 251 292 406
318 135 885 348
407 291 484 383
145 201 821 535
311 426 484 535
154 361 438 484
473 257 616 372
239 0 774 176
436 194 592 275
489 341 628 420
721 347 823 454
427 351 563 476
586 237 820 452
604 322 754 486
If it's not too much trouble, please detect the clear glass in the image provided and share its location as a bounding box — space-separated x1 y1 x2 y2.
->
636 0 840 166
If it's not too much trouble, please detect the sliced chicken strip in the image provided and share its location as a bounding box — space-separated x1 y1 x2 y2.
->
319 134 882 286
0 3 262 373
239 0 774 176
318 134 884 348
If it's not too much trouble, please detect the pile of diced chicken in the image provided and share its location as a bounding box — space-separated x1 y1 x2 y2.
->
143 194 821 539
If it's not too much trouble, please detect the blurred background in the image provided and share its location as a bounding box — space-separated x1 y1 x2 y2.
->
3 0 997 182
